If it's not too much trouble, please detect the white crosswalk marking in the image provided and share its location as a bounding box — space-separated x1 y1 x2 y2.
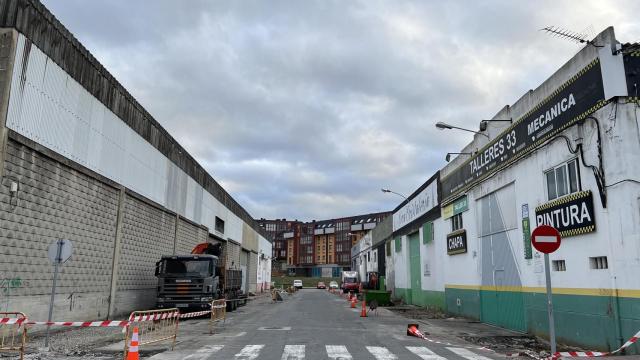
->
446 347 493 360
366 346 397 359
184 345 224 360
406 346 447 360
326 345 353 359
235 344 265 359
282 345 305 359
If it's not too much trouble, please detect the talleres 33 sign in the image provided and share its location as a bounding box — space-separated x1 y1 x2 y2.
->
441 60 607 202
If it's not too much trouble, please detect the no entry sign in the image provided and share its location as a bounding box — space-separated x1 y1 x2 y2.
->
531 225 561 254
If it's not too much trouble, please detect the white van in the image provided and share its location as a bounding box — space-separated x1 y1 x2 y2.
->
293 279 303 289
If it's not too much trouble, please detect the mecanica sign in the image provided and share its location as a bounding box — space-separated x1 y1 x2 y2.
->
440 60 607 203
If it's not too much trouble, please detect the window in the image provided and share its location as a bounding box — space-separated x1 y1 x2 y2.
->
589 256 608 269
394 237 401 252
367 251 370 262
423 222 434 244
451 213 463 232
552 260 566 271
386 241 391 254
545 159 580 200
215 217 225 233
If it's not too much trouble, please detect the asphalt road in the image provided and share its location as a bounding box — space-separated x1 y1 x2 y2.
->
147 289 506 360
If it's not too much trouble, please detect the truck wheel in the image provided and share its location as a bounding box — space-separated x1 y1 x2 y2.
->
226 298 234 312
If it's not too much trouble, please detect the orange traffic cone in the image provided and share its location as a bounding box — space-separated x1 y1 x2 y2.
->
126 326 140 360
347 291 353 302
350 297 357 308
407 323 428 339
360 299 367 317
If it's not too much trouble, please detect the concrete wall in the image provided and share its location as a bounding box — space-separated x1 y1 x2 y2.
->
0 138 119 321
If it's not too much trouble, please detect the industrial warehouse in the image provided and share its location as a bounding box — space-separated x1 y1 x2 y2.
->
375 27 640 352
0 0 272 323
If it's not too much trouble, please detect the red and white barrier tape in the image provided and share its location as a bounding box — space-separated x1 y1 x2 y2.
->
1 308 213 328
26 320 130 327
129 311 179 322
179 310 211 319
0 317 27 325
549 329 639 358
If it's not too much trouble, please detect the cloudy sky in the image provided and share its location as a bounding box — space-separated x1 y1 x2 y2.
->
42 0 640 221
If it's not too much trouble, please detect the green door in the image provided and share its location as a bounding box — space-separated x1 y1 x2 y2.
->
409 233 422 305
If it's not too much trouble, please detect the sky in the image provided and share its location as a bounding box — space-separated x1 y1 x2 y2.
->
41 0 640 221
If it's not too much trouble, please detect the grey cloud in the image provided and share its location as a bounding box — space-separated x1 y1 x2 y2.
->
42 0 640 220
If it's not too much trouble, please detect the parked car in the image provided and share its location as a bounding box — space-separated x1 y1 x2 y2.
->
329 281 339 290
293 279 303 289
317 281 326 289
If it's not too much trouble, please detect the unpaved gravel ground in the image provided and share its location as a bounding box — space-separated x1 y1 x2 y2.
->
0 326 124 360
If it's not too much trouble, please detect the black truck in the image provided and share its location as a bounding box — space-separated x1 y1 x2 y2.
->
155 243 244 312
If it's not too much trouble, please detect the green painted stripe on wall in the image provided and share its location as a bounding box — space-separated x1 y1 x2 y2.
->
444 287 640 354
394 288 446 310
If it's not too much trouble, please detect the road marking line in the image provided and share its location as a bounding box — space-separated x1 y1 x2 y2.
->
282 345 305 359
184 345 224 359
366 346 398 359
446 347 493 360
406 346 447 360
234 344 264 359
326 345 352 359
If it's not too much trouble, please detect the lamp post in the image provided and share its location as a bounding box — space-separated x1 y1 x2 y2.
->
381 188 408 201
436 121 489 138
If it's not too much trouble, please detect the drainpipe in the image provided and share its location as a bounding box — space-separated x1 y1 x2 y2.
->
604 206 623 349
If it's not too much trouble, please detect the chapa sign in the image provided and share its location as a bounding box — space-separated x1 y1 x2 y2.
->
535 190 596 237
447 230 467 255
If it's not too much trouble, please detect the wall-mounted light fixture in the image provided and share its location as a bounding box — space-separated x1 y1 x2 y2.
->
479 118 512 131
445 152 474 162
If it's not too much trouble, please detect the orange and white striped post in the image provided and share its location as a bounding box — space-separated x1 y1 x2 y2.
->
125 326 140 360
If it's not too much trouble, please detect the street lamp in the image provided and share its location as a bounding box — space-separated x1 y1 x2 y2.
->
381 188 408 200
435 121 489 138
445 152 474 162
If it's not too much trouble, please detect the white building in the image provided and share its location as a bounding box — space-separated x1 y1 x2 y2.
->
389 27 640 352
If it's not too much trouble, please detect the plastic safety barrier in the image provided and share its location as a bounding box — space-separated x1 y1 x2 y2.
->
0 312 27 360
209 299 227 334
124 308 179 359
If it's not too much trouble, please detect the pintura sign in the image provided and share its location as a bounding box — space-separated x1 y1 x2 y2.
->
535 191 596 237
440 60 608 203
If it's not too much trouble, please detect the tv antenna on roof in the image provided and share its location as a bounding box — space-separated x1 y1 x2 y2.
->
541 26 602 48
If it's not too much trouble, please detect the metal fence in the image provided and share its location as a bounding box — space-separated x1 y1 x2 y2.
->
124 308 179 358
209 299 227 334
0 312 27 360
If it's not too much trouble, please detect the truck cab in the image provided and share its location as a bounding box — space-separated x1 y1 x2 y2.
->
341 271 360 293
155 254 219 310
